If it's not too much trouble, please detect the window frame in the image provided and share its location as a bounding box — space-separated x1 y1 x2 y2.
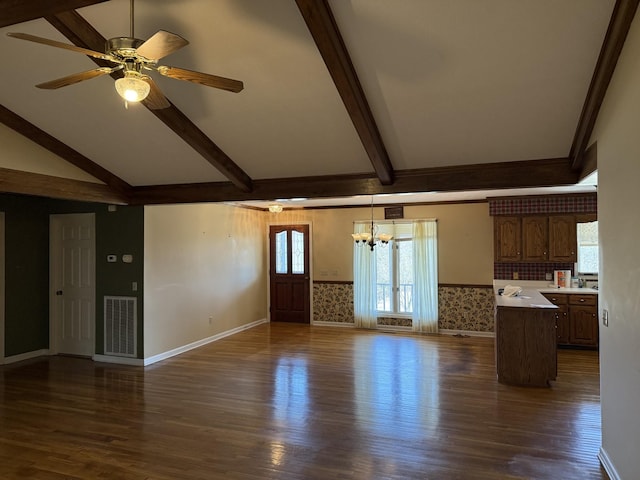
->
576 220 599 275
376 238 413 316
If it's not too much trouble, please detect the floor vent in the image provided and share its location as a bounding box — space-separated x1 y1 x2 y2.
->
104 296 137 358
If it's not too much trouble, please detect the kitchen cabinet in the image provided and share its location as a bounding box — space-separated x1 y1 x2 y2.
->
568 294 598 347
542 292 598 348
495 305 557 387
522 216 548 261
494 215 577 262
494 216 521 261
543 293 570 344
548 216 577 262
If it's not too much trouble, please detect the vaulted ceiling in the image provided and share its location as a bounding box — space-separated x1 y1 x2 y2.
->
0 0 636 206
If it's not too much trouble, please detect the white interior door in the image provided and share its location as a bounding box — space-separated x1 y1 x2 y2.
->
50 213 95 357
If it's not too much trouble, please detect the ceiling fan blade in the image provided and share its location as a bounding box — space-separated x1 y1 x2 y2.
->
142 77 171 110
156 66 244 93
7 32 113 61
36 67 121 89
136 30 189 61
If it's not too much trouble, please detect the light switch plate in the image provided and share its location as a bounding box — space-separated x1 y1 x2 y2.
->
107 254 117 263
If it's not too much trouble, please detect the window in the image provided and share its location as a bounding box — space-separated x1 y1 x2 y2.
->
577 221 598 274
353 219 438 333
376 239 414 314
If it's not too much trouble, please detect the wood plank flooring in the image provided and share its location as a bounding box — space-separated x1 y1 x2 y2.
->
0 324 606 479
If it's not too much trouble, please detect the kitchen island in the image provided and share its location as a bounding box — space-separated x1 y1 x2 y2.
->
494 288 558 387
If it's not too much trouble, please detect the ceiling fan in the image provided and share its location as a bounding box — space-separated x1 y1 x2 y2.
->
6 0 243 109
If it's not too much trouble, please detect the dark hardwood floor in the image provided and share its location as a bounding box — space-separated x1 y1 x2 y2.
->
0 323 606 479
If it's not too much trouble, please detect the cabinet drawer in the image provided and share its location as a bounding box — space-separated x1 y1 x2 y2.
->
569 295 597 306
542 293 569 305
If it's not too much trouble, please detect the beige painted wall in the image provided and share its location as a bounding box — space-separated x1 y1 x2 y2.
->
267 201 493 285
0 123 101 183
143 203 267 358
589 11 640 479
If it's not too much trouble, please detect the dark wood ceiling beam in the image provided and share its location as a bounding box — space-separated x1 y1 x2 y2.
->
46 10 254 193
0 0 107 27
579 142 598 181
0 104 132 194
130 158 578 205
0 167 129 204
570 0 640 170
295 0 394 185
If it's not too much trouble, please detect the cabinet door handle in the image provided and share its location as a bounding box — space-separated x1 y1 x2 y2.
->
579 298 585 302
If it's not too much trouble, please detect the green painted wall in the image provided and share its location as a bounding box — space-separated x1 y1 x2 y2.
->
94 205 144 357
1 195 50 356
1 194 144 358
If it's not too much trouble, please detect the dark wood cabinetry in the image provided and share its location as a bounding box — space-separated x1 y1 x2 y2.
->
542 293 598 348
568 294 598 346
495 306 557 386
544 293 570 343
548 216 577 262
522 216 548 261
494 215 577 262
494 216 521 261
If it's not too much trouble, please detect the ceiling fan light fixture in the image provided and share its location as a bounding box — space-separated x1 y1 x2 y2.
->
115 71 150 102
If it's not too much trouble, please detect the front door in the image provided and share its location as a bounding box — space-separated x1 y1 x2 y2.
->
50 214 96 356
269 225 310 323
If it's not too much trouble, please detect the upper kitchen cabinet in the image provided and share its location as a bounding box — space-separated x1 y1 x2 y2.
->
494 216 521 262
522 216 549 261
548 216 577 262
494 215 578 262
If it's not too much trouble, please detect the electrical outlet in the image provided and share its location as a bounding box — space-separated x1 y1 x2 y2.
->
603 309 608 327
209 316 212 325
132 282 137 291
513 272 519 280
545 272 552 281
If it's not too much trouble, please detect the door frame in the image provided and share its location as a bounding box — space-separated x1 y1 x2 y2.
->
49 213 96 356
266 221 313 323
0 212 4 364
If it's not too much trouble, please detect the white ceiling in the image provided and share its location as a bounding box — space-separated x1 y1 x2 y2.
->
0 0 613 203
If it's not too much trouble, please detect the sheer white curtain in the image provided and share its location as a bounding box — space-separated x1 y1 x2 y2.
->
353 223 377 328
412 220 438 333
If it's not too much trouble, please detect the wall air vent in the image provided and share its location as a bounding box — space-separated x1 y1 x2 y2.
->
104 296 137 357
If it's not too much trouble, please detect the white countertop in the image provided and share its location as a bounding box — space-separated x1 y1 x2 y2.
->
493 280 598 309
493 280 598 295
537 287 598 295
494 288 559 309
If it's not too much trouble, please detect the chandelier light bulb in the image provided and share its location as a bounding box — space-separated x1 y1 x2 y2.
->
115 72 150 103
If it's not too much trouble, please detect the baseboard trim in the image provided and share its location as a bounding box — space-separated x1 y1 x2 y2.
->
377 325 412 333
142 318 268 366
4 349 50 365
440 329 495 338
598 447 621 480
310 322 495 338
92 354 145 366
312 321 355 327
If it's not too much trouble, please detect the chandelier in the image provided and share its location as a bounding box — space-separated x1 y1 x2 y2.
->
352 197 393 251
